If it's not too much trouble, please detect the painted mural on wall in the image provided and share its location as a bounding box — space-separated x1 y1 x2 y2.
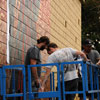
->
9 0 51 65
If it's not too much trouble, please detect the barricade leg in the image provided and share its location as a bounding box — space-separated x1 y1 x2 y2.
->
0 68 3 96
12 70 16 100
50 72 56 100
96 68 100 100
61 64 65 100
50 73 53 100
81 62 86 100
53 72 55 100
23 67 26 100
28 66 32 100
57 65 61 100
89 65 94 100
2 67 6 100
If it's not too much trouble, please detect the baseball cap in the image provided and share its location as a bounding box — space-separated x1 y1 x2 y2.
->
83 39 93 46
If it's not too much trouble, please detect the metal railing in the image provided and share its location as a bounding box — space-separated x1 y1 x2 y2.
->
0 61 100 100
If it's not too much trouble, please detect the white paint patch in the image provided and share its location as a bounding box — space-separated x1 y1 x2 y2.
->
7 0 10 64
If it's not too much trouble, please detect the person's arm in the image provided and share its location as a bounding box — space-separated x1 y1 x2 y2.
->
96 59 100 65
30 59 39 86
69 48 88 61
39 68 51 92
40 56 54 91
76 51 88 61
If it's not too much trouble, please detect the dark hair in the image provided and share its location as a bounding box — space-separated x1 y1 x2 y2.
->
37 36 50 45
47 43 58 51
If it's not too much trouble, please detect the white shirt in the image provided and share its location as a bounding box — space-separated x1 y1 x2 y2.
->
46 48 78 81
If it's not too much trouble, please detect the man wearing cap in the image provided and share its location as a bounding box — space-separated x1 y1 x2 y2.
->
83 39 100 65
78 39 100 100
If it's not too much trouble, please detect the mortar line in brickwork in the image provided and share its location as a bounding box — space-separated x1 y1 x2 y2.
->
22 0 51 16
0 8 7 22
10 4 50 32
10 0 50 24
9 37 31 53
10 34 35 50
10 17 50 40
10 13 50 36
0 29 7 35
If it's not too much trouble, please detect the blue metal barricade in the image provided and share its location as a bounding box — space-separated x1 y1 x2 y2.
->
0 61 100 100
61 61 100 100
50 72 56 100
0 67 3 96
27 63 61 100
2 65 26 100
61 61 87 100
86 62 100 100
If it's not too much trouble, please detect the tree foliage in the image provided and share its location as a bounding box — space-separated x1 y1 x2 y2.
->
82 0 100 51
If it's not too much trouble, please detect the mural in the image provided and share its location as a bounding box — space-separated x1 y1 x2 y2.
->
8 1 51 99
9 0 51 64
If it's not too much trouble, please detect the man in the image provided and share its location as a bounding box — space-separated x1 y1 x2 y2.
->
82 39 100 99
40 43 88 100
25 36 50 93
83 39 100 65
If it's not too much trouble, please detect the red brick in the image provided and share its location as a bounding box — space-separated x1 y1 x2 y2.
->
0 0 7 11
3 55 7 65
0 53 4 65
13 17 19 29
0 42 6 54
2 43 6 54
0 20 7 33
0 31 7 44
0 8 7 22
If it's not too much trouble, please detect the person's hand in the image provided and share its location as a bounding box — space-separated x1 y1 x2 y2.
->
80 52 88 61
86 59 91 62
38 85 44 92
96 60 100 65
35 79 41 88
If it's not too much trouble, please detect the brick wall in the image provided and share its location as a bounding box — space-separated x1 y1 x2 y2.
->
0 0 81 65
0 0 81 99
0 0 7 66
9 0 51 64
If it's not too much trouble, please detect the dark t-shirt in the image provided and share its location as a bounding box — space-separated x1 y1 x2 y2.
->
25 45 41 77
86 50 100 64
85 50 100 83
